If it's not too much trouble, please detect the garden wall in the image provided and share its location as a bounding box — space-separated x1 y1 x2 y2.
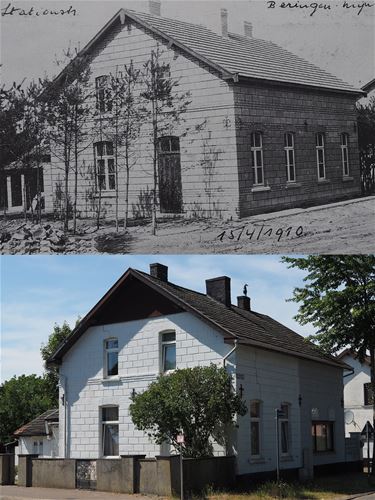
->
0 454 15 485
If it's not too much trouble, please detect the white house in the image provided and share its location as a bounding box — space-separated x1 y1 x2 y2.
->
48 263 350 478
14 409 59 458
338 349 373 460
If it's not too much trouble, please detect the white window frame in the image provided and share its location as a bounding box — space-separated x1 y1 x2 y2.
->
104 338 119 378
279 403 291 456
284 133 296 183
95 75 112 113
341 133 350 177
101 406 119 458
33 440 43 455
94 142 116 192
250 400 262 458
160 331 176 373
316 133 326 180
251 132 264 186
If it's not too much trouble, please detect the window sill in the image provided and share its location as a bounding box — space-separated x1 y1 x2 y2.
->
250 457 266 464
317 178 330 183
280 455 294 462
93 191 116 198
102 376 121 384
343 176 354 182
285 182 302 189
313 450 335 455
251 185 271 193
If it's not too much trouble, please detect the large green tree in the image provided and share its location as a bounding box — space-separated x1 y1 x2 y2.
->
41 321 75 402
0 375 55 445
130 364 247 458
357 97 375 194
282 256 375 468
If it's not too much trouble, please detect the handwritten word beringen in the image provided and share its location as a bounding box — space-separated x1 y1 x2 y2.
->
266 1 374 16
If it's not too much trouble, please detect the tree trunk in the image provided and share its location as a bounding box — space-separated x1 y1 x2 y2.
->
151 95 158 236
124 146 129 231
73 107 78 234
370 346 375 475
64 161 69 233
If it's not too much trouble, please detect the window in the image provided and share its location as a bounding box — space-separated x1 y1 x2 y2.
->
94 142 116 191
341 133 350 177
33 441 43 455
312 421 334 452
364 383 374 406
104 338 118 377
316 133 326 180
161 331 176 372
284 133 296 182
280 403 290 455
95 75 112 113
250 400 261 457
251 132 264 186
101 406 119 457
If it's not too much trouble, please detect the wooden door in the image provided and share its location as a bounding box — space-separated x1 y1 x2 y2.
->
158 136 182 214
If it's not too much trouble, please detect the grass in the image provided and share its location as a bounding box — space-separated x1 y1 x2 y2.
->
188 473 375 500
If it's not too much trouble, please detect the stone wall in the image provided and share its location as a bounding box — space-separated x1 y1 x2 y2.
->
32 459 76 489
234 83 361 217
0 454 15 485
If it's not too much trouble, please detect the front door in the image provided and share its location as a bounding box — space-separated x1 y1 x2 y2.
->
158 136 183 214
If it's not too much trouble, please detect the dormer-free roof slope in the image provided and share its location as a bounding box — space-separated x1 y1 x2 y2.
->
14 409 59 437
48 266 347 370
53 8 362 96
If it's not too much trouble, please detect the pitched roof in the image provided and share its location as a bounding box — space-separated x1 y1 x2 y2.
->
48 267 347 370
52 8 362 96
14 409 58 437
337 348 371 366
362 78 375 93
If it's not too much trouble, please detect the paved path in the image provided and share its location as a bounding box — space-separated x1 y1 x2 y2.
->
0 486 158 500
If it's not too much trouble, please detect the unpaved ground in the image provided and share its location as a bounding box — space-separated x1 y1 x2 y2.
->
1 196 374 255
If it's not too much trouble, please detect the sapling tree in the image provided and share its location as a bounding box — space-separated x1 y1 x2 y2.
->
357 97 375 194
140 45 191 235
282 255 375 471
130 364 247 458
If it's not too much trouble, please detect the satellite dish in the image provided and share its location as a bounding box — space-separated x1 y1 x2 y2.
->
345 410 354 425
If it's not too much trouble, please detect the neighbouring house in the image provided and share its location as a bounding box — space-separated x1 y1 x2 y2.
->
338 349 374 460
47 262 352 479
13 409 59 458
36 1 364 221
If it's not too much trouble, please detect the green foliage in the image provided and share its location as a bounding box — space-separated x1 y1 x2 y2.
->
40 320 76 402
357 97 375 194
0 375 55 444
281 256 375 359
129 364 247 458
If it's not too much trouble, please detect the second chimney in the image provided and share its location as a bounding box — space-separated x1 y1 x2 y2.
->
150 263 168 282
237 295 251 311
149 0 161 16
206 276 231 307
221 9 228 38
244 21 253 38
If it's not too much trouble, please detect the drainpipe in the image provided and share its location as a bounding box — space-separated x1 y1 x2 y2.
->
223 339 238 368
60 373 68 458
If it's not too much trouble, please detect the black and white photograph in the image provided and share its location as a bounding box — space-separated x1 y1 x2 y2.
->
1 0 374 254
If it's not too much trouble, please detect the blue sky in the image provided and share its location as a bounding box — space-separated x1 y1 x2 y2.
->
1 255 314 382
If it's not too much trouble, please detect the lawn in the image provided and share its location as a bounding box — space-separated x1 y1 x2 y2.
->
202 473 375 499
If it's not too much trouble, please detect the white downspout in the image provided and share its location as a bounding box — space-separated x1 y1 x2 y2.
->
59 373 68 458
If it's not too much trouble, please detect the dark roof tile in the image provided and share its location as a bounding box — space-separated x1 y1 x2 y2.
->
14 409 58 437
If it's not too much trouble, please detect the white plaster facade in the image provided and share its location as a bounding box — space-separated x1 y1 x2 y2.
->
18 427 59 458
58 309 346 475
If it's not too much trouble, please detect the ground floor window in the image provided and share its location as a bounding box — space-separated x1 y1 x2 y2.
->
250 400 261 457
101 406 119 457
280 403 290 455
33 440 43 455
312 421 334 452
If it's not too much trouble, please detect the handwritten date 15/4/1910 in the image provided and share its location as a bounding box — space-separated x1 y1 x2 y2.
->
217 224 304 243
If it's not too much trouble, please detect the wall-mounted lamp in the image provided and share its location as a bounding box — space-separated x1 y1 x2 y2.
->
298 394 302 407
353 122 357 133
341 397 344 408
304 121 308 132
238 384 244 399
61 394 65 406
131 388 137 399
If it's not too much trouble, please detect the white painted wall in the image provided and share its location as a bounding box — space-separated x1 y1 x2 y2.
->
18 434 58 458
342 354 372 436
59 312 234 459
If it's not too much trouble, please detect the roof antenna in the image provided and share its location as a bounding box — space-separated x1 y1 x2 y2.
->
243 284 248 296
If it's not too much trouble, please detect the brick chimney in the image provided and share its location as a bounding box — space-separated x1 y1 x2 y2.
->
206 276 231 307
237 295 251 311
149 0 161 16
150 263 168 282
221 9 228 38
244 21 253 38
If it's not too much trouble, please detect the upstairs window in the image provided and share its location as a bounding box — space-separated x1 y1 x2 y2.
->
95 75 112 113
94 142 116 191
312 421 334 452
280 403 290 455
341 133 350 177
251 132 264 186
284 133 296 182
101 406 119 457
316 133 326 180
250 400 262 457
161 331 176 373
364 383 373 406
104 338 118 377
